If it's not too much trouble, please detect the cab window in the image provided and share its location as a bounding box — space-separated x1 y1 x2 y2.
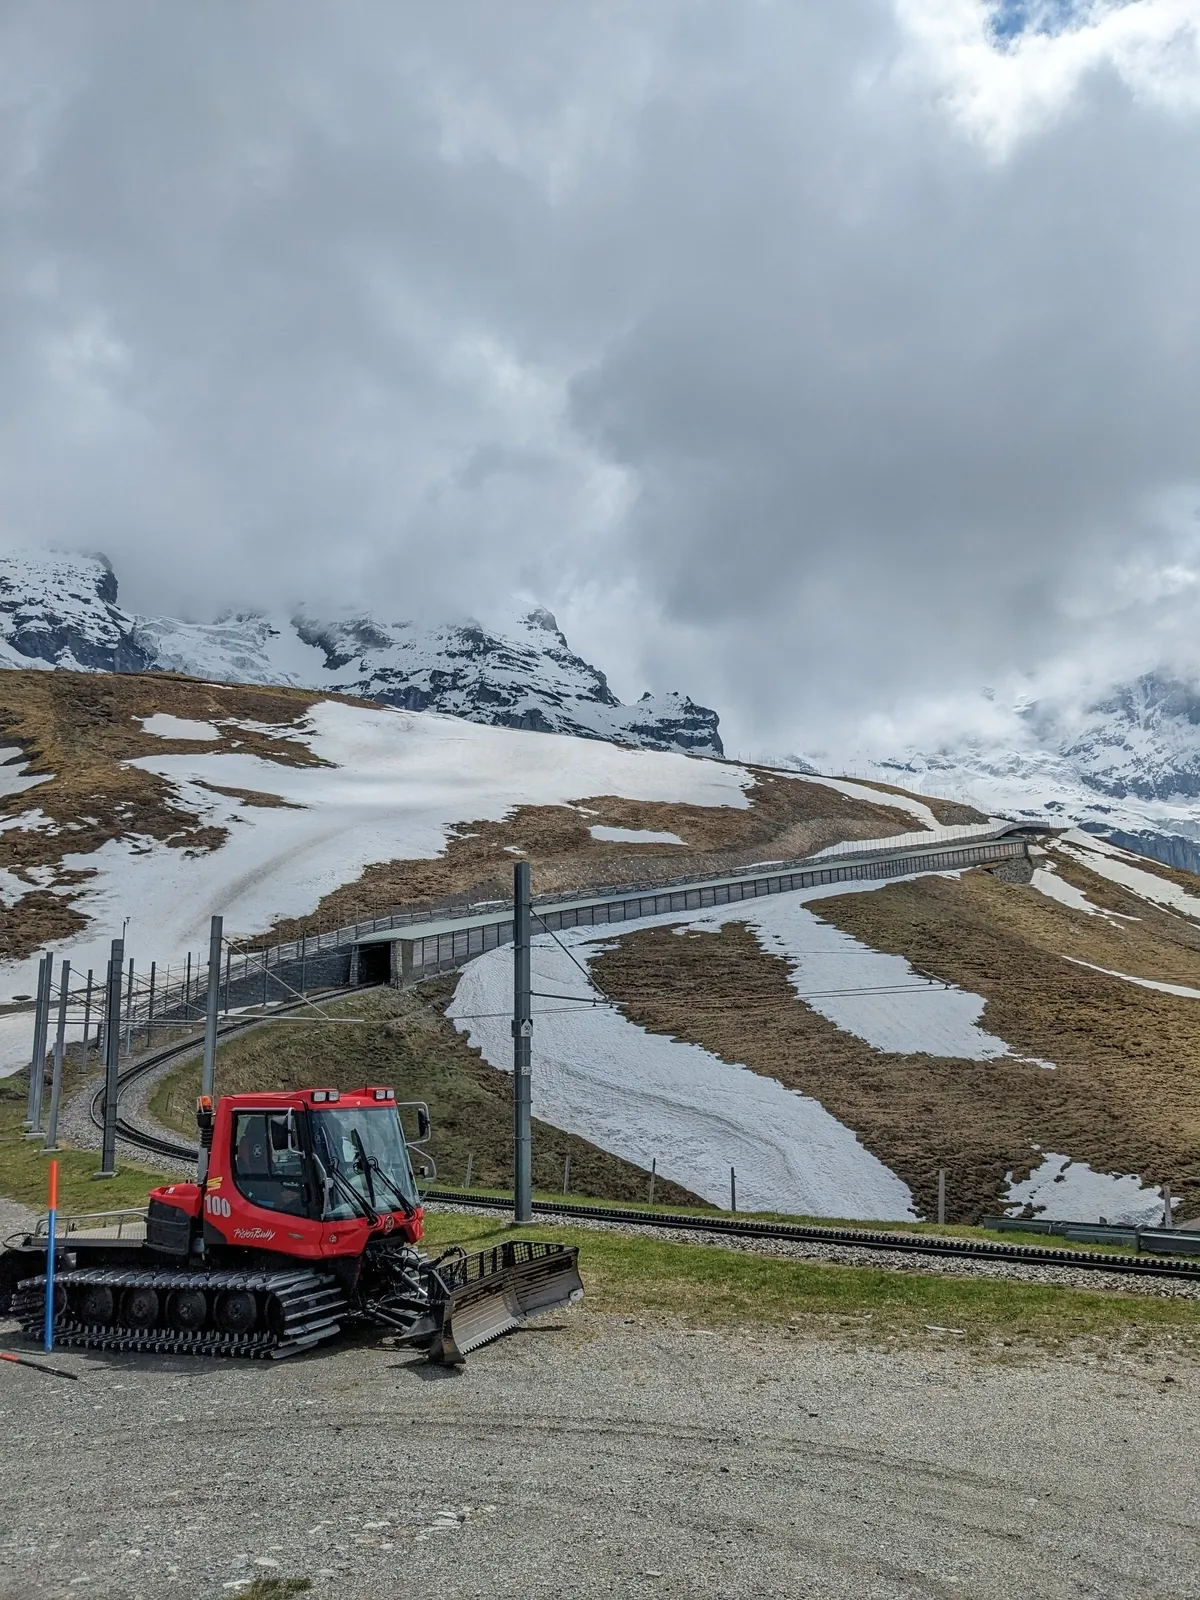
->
232 1111 308 1216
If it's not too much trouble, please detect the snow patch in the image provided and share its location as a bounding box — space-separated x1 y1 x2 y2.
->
139 714 220 741
0 749 51 803
1005 1155 1167 1227
1061 957 1200 1000
589 825 684 846
1030 864 1101 916
743 892 1015 1060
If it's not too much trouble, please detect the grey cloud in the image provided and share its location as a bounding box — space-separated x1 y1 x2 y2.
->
1 1 1199 750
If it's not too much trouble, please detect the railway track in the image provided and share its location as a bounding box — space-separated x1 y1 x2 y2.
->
89 992 352 1165
421 1189 1200 1285
93 1009 1200 1289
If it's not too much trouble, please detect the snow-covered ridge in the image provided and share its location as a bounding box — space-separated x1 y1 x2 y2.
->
799 671 1200 877
0 548 722 758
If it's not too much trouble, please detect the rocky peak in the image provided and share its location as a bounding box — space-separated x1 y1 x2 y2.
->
0 547 724 758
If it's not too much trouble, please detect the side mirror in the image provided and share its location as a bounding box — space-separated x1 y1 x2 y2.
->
416 1163 431 1180
417 1107 430 1140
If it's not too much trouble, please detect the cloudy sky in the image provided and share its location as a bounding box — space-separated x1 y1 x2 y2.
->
3 0 1200 753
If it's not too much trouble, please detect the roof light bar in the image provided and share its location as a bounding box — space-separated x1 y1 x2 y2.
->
372 1088 395 1101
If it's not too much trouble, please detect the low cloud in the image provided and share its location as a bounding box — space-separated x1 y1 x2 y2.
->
1 1 1199 753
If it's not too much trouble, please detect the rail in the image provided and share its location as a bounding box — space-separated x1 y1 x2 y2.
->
419 1191 1200 1283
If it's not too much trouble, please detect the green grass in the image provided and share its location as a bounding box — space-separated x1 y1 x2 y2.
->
424 1212 1200 1352
0 1076 173 1216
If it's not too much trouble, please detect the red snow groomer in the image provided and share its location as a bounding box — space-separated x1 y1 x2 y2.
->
0 1086 582 1363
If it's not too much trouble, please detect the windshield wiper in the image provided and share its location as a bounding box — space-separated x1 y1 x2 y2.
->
364 1154 416 1218
350 1129 379 1210
316 1152 379 1227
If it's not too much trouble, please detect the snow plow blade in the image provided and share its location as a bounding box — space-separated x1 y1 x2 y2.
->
428 1240 583 1366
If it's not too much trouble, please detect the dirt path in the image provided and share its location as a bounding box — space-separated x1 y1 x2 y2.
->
1 1311 1197 1599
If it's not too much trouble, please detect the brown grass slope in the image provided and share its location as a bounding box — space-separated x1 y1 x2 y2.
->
0 670 328 958
0 667 948 959
592 862 1200 1222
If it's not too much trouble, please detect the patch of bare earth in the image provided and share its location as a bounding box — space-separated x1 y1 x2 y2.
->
0 669 329 958
591 865 1200 1222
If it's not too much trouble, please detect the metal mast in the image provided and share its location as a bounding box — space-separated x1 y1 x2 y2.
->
512 862 533 1223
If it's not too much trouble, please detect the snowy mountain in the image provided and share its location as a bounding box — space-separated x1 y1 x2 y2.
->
809 673 1200 874
0 548 722 757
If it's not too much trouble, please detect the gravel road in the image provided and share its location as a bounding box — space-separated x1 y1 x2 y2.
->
1 1309 1197 1599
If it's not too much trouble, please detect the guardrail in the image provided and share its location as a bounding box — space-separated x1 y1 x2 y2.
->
984 1215 1200 1257
368 826 1032 982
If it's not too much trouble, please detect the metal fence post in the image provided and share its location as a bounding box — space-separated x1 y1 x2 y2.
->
147 961 156 1044
649 1157 657 1206
96 939 124 1178
464 1152 473 1190
44 960 70 1153
730 1166 737 1214
1162 1183 1174 1230
937 1168 947 1226
563 1154 571 1196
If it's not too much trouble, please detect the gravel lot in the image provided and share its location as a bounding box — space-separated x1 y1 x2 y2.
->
1 1307 1198 1600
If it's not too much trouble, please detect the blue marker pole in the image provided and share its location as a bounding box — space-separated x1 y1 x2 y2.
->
43 1160 58 1353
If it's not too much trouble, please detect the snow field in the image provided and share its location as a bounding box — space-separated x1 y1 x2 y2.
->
448 934 918 1220
0 1006 97 1079
138 713 220 740
0 700 753 1002
1031 863 1103 916
1061 957 1200 1000
0 750 51 803
589 825 684 845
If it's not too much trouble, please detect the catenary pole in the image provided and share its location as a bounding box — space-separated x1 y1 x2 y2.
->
81 970 93 1074
97 940 124 1178
201 915 223 1104
512 862 533 1224
44 960 70 1153
24 955 52 1131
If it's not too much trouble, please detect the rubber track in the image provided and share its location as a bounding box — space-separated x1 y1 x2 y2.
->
12 1266 347 1360
421 1190 1200 1284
